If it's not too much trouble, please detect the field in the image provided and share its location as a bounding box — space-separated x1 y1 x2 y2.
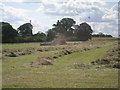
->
2 39 119 88
92 37 119 40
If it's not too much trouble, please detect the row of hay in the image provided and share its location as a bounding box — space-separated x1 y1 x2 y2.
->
3 40 116 58
26 43 114 68
3 46 68 57
22 40 118 68
3 47 36 57
91 46 120 69
26 48 93 67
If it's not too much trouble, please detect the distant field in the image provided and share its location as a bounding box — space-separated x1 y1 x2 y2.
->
92 37 118 40
2 42 40 49
2 40 119 88
2 37 119 49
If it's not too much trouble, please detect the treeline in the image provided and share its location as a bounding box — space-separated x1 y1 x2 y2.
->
92 32 112 37
47 18 93 41
1 18 112 43
1 22 47 43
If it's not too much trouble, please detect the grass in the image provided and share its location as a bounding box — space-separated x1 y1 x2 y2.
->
2 41 118 88
0 60 2 89
0 43 2 89
3 69 118 88
42 46 115 72
2 39 116 49
2 42 40 49
92 37 117 40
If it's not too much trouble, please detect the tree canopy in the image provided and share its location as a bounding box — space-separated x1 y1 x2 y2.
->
33 31 47 42
17 23 33 37
47 29 56 41
1 18 113 43
1 22 18 43
75 23 93 41
92 32 112 37
52 18 76 37
47 18 93 41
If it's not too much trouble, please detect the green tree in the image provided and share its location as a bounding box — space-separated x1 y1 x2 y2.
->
52 18 76 36
75 23 93 41
92 32 112 37
1 22 18 43
33 31 47 42
17 23 33 37
47 29 56 41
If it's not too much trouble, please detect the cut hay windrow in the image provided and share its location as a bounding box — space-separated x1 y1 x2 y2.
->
91 46 120 69
26 49 86 67
3 40 116 58
26 42 116 67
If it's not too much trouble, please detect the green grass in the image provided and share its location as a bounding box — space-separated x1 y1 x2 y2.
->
2 44 118 88
50 46 113 70
3 69 118 88
2 42 40 49
0 60 2 89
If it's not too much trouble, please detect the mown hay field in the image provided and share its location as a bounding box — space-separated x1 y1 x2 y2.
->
2 40 119 88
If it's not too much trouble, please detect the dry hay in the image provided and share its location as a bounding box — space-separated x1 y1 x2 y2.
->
91 59 110 65
35 57 53 65
21 41 118 69
73 63 91 69
113 63 120 69
8 52 18 57
3 47 36 57
3 45 69 57
25 49 76 67
26 57 53 68
23 57 53 68
27 48 93 67
23 43 111 67
3 40 115 58
91 46 120 69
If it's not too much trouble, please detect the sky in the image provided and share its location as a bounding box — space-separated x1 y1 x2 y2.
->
0 0 119 37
